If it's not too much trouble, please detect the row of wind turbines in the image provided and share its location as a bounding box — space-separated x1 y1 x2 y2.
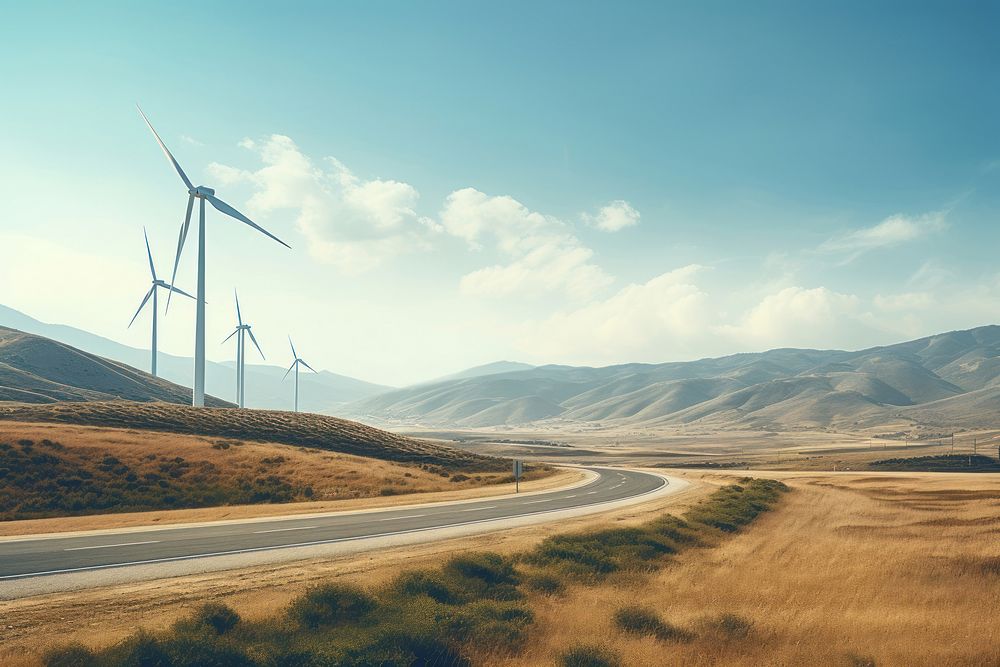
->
128 106 316 412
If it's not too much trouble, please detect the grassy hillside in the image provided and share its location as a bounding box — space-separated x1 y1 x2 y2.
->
0 421 519 522
0 326 231 407
0 401 505 471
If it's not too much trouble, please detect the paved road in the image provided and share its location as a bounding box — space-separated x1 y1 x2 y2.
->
0 467 668 581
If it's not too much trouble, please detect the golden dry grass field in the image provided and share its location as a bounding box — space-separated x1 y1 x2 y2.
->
497 469 1000 667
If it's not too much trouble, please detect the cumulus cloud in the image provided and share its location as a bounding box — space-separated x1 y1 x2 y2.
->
207 135 433 272
583 200 640 232
514 265 711 362
820 211 947 259
440 188 613 299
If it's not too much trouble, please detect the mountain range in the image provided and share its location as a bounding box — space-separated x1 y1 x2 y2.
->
0 305 389 413
346 326 1000 432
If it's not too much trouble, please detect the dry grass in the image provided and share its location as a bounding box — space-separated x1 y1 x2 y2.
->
0 421 544 527
0 476 707 666
0 401 505 470
496 470 1000 666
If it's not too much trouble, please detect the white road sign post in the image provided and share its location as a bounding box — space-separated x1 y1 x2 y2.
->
513 459 523 493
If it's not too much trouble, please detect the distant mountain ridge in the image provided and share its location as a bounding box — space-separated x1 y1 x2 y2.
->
346 325 1000 431
0 305 390 413
0 326 232 407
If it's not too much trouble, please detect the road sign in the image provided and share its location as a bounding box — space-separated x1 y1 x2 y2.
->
513 460 523 492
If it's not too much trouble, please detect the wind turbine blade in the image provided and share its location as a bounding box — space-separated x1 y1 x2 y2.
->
166 194 194 313
248 328 265 359
136 105 194 190
300 360 318 373
205 194 291 249
288 336 297 360
222 328 240 344
164 284 194 299
234 289 243 327
143 227 156 281
128 287 155 328
283 361 296 381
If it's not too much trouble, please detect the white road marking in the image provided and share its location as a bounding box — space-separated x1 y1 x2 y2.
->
587 491 598 495
525 499 553 504
460 506 496 512
378 514 426 521
564 495 577 498
64 540 160 552
253 525 318 534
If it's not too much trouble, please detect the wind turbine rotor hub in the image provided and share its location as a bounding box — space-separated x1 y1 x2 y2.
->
190 185 216 197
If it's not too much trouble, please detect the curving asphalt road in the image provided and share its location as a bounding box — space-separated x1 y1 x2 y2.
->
0 467 672 589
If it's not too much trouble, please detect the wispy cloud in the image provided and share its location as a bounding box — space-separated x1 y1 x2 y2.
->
819 211 947 261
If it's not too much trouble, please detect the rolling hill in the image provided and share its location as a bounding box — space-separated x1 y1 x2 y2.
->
346 325 1000 431
0 305 390 412
0 327 232 407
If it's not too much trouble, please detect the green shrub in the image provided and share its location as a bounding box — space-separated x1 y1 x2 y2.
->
524 571 564 595
392 568 461 604
612 605 690 641
440 600 533 649
560 643 621 667
442 552 522 601
346 624 469 666
289 583 376 629
42 643 97 667
191 602 240 635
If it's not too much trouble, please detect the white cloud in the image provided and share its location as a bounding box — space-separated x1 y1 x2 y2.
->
441 188 613 299
583 200 640 232
207 135 429 272
515 265 710 362
820 211 947 258
873 291 933 311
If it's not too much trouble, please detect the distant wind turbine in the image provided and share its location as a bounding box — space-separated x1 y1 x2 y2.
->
127 227 194 377
137 105 290 407
222 291 264 408
283 337 316 412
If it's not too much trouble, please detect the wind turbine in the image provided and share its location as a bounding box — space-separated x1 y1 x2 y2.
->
222 290 264 408
283 337 317 413
137 106 290 407
128 227 194 377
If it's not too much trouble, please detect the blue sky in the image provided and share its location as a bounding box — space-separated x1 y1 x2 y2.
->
1 1 998 385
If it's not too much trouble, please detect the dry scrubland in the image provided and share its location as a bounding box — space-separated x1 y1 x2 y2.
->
3 469 995 666
36 479 786 666
504 470 1000 666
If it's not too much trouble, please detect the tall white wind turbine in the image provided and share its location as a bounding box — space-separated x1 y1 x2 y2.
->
222 290 264 408
137 106 290 407
283 337 316 413
128 227 194 377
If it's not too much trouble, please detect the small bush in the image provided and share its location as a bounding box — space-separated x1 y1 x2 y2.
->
560 643 621 667
442 552 522 601
191 602 240 635
524 571 564 595
613 605 690 641
440 600 533 649
43 643 97 667
699 612 754 641
391 569 460 604
288 583 376 629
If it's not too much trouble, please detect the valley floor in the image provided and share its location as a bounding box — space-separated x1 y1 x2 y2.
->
3 468 996 666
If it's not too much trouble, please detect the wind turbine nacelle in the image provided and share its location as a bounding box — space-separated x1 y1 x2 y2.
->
191 185 216 197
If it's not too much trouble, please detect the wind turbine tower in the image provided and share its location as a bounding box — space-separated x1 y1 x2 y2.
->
284 337 317 413
137 106 290 407
223 290 265 408
128 227 193 376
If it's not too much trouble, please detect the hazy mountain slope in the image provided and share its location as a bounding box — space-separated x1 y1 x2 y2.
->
0 327 231 407
348 325 1000 430
431 361 535 383
0 304 390 412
